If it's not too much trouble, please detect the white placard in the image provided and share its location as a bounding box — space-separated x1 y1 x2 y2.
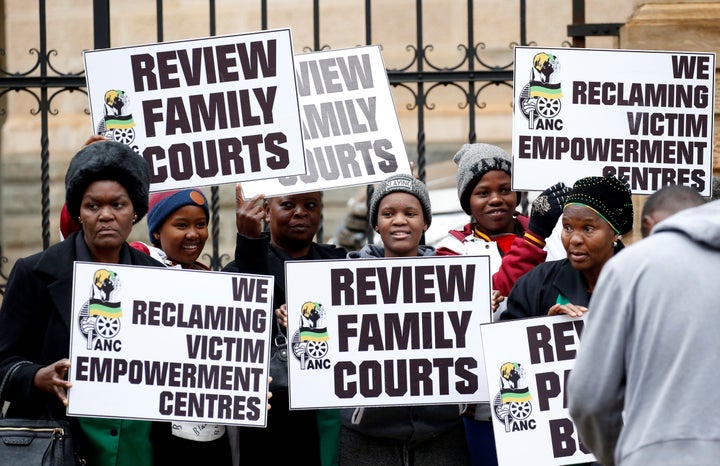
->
240 45 412 198
285 255 492 409
480 314 595 465
67 262 273 427
83 28 306 192
512 46 715 196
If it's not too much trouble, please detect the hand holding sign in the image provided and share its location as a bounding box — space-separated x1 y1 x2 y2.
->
235 183 265 238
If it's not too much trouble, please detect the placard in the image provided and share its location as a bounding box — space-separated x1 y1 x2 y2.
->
84 28 306 192
285 255 492 409
240 45 412 198
67 262 273 427
480 314 595 465
512 46 715 196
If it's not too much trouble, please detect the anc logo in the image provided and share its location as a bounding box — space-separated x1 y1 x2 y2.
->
518 52 563 130
96 89 136 145
492 362 537 433
290 301 332 371
78 269 124 352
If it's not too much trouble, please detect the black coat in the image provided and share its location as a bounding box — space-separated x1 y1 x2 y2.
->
499 258 591 320
0 232 163 420
222 232 348 465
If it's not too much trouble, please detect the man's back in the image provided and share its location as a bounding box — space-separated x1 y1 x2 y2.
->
568 200 720 466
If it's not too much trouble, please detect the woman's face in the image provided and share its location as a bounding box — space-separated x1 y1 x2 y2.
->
375 192 427 258
154 205 208 267
469 170 517 235
79 180 136 256
561 204 618 277
266 192 322 252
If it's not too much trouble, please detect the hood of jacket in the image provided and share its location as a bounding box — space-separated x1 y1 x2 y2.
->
652 199 720 249
348 243 436 259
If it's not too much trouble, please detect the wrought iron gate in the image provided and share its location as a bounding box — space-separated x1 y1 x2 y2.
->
0 0 620 295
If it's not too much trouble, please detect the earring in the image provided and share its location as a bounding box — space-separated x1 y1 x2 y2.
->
613 240 618 247
133 214 138 222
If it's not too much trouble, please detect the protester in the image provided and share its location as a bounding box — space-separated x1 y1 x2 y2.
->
568 200 720 465
435 143 570 298
500 174 633 320
0 141 168 465
129 188 233 465
639 184 705 238
223 184 347 466
337 173 470 465
434 143 570 465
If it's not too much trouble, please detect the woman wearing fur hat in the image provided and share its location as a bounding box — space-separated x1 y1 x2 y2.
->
435 143 570 466
0 141 169 465
338 173 471 465
500 174 634 320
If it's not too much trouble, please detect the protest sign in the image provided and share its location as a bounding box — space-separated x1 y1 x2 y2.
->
240 45 412 198
480 314 595 465
67 262 273 427
83 28 306 192
512 46 715 196
284 255 492 409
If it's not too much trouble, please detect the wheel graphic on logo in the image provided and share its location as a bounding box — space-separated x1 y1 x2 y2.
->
112 128 135 144
535 97 561 118
95 316 121 338
509 401 532 420
306 340 328 359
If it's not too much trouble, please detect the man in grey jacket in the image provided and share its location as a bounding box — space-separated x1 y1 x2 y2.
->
567 199 720 466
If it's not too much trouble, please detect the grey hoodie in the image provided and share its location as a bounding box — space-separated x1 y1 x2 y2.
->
568 200 720 466
341 242 466 446
347 243 436 259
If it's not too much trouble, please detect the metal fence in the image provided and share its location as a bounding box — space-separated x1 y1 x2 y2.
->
0 0 620 295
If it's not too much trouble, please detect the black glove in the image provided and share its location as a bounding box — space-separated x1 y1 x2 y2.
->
527 182 571 239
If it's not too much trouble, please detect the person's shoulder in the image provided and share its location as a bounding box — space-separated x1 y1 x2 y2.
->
129 245 165 267
313 242 348 259
516 257 568 284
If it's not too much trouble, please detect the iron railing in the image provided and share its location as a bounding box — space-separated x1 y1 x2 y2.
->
0 0 620 294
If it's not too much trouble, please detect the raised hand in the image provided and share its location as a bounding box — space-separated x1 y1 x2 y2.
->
528 181 571 239
234 183 265 238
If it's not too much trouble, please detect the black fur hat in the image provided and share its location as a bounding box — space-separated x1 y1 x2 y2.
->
65 141 150 223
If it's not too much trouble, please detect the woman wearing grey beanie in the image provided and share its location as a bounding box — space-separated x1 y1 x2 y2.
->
338 173 471 465
434 142 570 466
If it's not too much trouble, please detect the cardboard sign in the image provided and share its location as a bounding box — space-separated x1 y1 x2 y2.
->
512 46 715 196
240 45 412 198
480 315 595 465
67 262 274 427
83 29 306 192
284 255 492 409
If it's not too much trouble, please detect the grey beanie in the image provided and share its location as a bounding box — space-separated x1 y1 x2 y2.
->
65 141 151 223
369 173 432 228
453 143 513 215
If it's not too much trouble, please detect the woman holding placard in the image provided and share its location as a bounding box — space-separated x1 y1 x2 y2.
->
0 141 168 465
337 173 471 465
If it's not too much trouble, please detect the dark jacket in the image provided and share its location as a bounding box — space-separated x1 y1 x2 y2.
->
0 231 164 420
499 258 590 320
222 232 348 466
